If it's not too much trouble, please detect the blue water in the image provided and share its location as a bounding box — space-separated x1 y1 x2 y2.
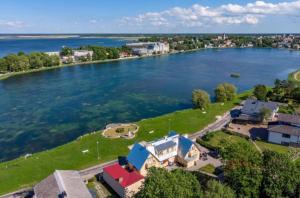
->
0 37 127 57
0 48 299 161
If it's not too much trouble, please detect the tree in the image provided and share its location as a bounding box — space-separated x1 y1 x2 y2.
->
260 107 272 122
261 150 300 198
28 52 44 69
60 47 73 56
136 168 202 198
222 142 262 198
5 54 30 72
0 58 8 73
204 180 235 198
215 83 237 102
192 89 211 109
291 87 300 102
253 84 268 101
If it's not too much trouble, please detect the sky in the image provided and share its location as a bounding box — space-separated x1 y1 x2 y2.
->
0 0 300 33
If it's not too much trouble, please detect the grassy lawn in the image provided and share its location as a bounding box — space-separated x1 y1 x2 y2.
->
255 141 297 154
0 91 251 196
288 69 300 85
199 164 216 175
202 131 254 150
202 131 300 156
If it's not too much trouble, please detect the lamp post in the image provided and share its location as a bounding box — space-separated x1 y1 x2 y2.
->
97 141 99 160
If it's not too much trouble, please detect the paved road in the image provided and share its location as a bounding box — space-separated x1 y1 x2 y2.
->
79 159 118 180
189 109 234 140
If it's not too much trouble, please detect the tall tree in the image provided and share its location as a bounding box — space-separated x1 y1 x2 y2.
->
261 150 300 197
253 84 268 101
136 168 202 198
204 180 236 198
222 142 262 198
215 83 237 102
192 89 211 109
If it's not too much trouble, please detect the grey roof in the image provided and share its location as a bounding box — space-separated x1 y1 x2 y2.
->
154 141 177 153
277 113 300 125
268 125 300 136
34 170 92 198
236 114 262 122
241 99 278 115
34 174 60 198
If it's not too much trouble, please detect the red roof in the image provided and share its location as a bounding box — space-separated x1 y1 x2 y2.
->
103 163 144 187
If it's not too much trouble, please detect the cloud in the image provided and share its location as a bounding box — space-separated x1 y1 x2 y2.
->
89 19 98 24
120 0 300 28
0 20 26 28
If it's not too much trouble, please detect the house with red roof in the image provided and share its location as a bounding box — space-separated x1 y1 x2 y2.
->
103 163 144 198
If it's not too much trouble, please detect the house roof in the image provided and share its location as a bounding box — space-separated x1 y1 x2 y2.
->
277 113 300 125
241 99 278 115
268 124 300 136
103 164 144 188
34 170 92 198
154 141 177 153
168 131 178 137
127 143 150 170
178 136 194 158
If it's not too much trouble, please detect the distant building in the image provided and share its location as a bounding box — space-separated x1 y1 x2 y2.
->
268 113 300 147
234 99 279 123
103 163 144 198
45 51 60 56
126 42 169 56
127 132 201 176
73 50 93 61
34 170 92 198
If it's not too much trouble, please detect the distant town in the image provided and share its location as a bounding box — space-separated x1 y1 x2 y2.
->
1 34 300 77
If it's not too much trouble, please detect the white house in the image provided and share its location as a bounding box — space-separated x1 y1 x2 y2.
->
126 42 169 56
73 50 93 61
268 113 300 147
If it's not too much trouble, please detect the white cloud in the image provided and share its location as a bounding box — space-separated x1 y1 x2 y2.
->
120 0 300 28
0 20 26 28
89 19 98 24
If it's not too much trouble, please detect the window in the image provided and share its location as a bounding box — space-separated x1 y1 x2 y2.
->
282 133 291 138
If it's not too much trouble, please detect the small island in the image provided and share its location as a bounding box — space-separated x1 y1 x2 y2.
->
230 73 240 78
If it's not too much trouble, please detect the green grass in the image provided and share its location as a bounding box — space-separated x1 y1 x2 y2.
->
199 164 216 175
255 141 300 154
203 131 300 156
0 91 252 196
202 131 254 150
288 69 300 85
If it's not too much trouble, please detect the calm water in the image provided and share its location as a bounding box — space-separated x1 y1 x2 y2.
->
0 48 299 161
0 37 127 57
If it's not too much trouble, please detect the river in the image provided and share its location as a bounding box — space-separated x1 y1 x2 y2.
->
0 48 299 161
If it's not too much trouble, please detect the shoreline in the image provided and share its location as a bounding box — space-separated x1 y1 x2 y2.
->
0 48 203 81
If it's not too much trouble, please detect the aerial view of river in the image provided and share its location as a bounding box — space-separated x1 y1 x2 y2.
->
0 36 127 57
0 48 299 161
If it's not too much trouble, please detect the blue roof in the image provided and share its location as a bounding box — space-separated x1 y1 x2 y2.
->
168 131 178 137
178 136 194 157
127 143 150 170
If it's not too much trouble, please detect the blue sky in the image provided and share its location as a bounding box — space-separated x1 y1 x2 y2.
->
0 0 300 33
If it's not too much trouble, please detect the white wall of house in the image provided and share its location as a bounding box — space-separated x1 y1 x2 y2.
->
268 131 300 144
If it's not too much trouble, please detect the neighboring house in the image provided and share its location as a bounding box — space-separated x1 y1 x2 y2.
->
34 170 92 198
73 50 93 61
126 132 201 176
268 113 300 147
103 163 144 198
234 99 279 123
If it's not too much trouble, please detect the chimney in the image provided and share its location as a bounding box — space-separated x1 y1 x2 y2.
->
118 177 123 183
